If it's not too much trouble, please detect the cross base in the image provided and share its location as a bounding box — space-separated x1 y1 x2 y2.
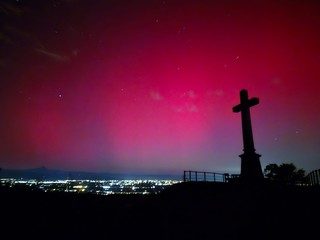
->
239 152 264 183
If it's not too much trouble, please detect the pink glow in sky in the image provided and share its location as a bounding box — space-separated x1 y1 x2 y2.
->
1 0 320 175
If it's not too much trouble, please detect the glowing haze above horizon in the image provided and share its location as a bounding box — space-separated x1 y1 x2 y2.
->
1 0 320 176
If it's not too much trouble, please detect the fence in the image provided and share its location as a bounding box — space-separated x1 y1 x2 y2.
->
306 169 320 186
183 171 239 183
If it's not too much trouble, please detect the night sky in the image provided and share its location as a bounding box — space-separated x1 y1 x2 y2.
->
1 0 320 175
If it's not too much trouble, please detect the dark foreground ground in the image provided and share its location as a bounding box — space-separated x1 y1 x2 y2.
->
1 182 320 240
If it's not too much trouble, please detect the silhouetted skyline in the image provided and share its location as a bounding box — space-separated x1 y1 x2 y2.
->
1 0 320 175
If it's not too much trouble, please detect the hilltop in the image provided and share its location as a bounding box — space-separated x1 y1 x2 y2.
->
1 181 320 240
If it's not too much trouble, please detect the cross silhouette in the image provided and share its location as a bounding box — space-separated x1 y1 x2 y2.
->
233 89 263 183
233 89 259 153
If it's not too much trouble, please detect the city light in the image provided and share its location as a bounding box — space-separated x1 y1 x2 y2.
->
0 178 181 195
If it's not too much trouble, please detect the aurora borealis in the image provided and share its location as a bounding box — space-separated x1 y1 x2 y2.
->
1 0 320 175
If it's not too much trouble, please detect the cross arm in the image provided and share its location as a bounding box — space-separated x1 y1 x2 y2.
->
248 98 259 107
232 98 259 113
233 104 242 113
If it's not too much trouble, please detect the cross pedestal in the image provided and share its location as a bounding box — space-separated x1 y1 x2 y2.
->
233 89 264 183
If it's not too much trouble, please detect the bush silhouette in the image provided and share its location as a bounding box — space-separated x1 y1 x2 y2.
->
264 163 305 185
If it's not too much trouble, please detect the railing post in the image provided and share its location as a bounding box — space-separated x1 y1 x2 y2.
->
189 171 191 182
184 171 186 182
195 171 198 182
309 172 312 185
204 172 206 182
213 173 216 182
311 172 315 186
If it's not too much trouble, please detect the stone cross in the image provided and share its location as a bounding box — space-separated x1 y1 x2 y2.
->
233 89 264 183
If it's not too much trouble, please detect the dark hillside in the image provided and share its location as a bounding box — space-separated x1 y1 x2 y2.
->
1 182 320 240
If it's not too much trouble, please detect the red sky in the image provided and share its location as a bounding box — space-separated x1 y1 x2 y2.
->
1 0 320 175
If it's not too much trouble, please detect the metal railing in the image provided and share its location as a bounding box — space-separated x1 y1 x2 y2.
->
306 169 320 186
183 171 239 183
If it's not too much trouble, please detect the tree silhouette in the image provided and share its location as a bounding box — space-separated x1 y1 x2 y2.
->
264 163 305 185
